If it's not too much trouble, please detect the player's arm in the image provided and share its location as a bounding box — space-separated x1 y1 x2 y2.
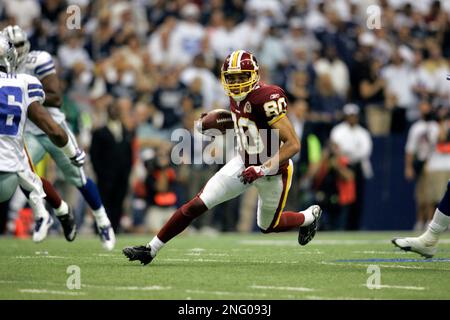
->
27 102 85 166
263 116 300 173
41 73 62 107
239 116 300 184
28 101 67 146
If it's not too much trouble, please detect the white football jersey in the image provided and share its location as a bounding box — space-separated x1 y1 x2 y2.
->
0 71 45 172
17 50 66 135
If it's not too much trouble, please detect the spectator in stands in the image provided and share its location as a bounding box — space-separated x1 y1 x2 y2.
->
170 3 206 67
359 58 388 136
381 45 417 133
330 104 372 230
287 100 321 211
313 141 355 230
314 45 350 99
90 99 135 232
310 73 345 142
424 108 450 223
405 100 440 230
143 145 178 234
151 68 186 133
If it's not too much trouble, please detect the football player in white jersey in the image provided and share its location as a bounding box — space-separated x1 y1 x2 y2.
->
4 25 115 250
0 33 84 242
392 180 450 258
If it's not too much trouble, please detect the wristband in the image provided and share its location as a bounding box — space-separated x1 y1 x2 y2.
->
61 139 77 158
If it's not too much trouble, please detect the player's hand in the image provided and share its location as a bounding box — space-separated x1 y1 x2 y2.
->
70 149 86 167
239 166 267 184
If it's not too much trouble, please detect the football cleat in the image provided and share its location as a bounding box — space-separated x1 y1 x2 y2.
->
33 214 54 243
56 207 77 242
298 205 322 246
97 224 116 251
391 237 437 259
123 245 154 265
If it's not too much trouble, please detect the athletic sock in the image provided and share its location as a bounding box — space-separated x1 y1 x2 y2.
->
302 208 316 226
419 182 450 245
92 206 110 227
420 208 450 245
54 200 69 217
147 236 165 258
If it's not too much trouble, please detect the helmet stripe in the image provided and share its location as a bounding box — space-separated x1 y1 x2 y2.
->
231 50 241 68
237 50 244 68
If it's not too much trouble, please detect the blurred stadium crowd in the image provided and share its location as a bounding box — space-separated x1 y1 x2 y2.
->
0 0 450 235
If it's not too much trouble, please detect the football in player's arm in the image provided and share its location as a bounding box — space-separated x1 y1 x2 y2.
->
123 50 322 266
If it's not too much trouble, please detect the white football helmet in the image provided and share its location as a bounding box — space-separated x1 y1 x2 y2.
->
0 33 18 73
2 25 30 68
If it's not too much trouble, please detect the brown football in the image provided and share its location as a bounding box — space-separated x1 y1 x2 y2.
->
196 109 234 135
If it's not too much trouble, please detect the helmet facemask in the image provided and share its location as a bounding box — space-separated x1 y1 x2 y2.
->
3 26 30 70
0 34 18 73
221 69 259 102
14 40 30 68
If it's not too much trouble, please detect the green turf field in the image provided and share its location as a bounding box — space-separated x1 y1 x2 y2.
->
1 231 450 300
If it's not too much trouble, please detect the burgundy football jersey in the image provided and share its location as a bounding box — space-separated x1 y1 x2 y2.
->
229 82 289 173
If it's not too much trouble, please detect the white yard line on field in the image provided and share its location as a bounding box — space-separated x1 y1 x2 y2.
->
165 258 232 263
360 284 426 291
18 289 86 296
320 261 424 269
352 251 409 254
185 253 230 256
81 283 171 291
250 285 315 292
240 239 450 246
14 255 67 259
185 289 296 299
240 239 393 246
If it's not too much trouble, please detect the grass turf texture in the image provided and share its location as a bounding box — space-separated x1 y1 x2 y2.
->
1 232 450 300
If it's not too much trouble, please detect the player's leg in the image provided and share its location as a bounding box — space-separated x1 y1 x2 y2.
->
38 127 115 250
23 143 76 241
392 180 450 258
0 172 20 203
16 169 54 242
123 156 249 265
254 160 322 245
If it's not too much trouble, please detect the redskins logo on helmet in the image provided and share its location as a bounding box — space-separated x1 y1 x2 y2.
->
221 50 260 101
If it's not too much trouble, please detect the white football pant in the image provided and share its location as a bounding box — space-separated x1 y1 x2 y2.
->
199 156 293 231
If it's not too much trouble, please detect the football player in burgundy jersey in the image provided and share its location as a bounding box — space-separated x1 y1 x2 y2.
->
123 50 322 265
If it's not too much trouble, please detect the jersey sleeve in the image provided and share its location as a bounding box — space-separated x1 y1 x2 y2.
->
32 51 56 80
259 87 288 126
24 74 46 106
